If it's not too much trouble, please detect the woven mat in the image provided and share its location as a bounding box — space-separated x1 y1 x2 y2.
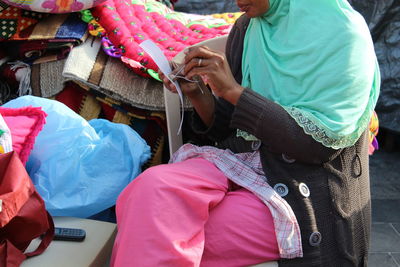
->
32 36 191 111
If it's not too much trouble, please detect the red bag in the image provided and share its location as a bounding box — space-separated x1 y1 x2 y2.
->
0 151 54 267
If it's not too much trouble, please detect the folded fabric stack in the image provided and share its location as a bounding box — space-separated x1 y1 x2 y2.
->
0 2 88 104
0 11 87 64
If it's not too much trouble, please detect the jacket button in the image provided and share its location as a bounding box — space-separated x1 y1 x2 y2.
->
309 232 322 246
299 183 310 197
273 183 289 197
251 140 262 151
282 153 296 163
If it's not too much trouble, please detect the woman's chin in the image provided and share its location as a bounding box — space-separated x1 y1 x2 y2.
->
244 11 257 18
242 9 263 18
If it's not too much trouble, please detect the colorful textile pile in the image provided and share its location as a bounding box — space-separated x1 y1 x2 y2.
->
0 9 88 64
1 0 106 13
84 0 239 79
0 3 89 104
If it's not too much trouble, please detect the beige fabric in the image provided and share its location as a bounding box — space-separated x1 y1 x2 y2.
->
32 59 66 98
31 36 192 111
63 36 191 111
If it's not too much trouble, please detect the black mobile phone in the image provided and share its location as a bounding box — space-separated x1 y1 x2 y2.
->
53 227 86 242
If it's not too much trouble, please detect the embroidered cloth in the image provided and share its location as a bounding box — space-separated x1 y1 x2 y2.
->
86 0 240 79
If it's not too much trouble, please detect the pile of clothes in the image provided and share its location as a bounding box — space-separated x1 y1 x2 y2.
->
0 0 241 220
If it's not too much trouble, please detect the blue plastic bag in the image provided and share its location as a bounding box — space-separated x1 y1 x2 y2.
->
3 96 151 218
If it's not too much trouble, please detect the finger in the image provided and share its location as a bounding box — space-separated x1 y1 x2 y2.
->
184 46 215 64
160 72 175 89
172 63 185 76
166 77 175 88
169 84 177 93
170 61 179 71
166 80 177 93
186 54 225 78
158 70 165 80
184 57 213 77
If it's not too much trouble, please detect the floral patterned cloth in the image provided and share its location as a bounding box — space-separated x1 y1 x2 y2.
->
1 0 106 13
86 0 236 78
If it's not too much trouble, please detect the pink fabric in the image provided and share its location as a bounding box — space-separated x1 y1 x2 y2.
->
112 158 280 267
172 144 302 258
90 0 230 77
0 106 47 165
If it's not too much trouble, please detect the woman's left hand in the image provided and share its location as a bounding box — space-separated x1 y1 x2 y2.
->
183 45 244 105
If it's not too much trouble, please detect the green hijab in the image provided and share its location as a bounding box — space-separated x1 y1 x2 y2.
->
241 0 380 149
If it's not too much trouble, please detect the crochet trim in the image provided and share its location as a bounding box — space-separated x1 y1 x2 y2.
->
283 106 373 149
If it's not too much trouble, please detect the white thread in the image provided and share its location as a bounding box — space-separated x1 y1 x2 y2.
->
169 64 204 94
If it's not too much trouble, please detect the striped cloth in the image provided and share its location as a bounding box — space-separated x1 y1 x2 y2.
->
171 143 303 259
0 3 87 64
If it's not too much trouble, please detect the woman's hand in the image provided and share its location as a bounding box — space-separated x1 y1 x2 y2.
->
183 46 244 105
158 63 206 99
158 62 215 127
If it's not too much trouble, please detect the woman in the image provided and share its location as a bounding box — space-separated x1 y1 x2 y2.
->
111 0 380 266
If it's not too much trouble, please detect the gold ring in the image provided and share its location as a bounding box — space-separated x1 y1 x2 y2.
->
198 58 202 67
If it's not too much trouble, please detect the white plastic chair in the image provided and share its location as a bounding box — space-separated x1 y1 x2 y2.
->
164 35 228 157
